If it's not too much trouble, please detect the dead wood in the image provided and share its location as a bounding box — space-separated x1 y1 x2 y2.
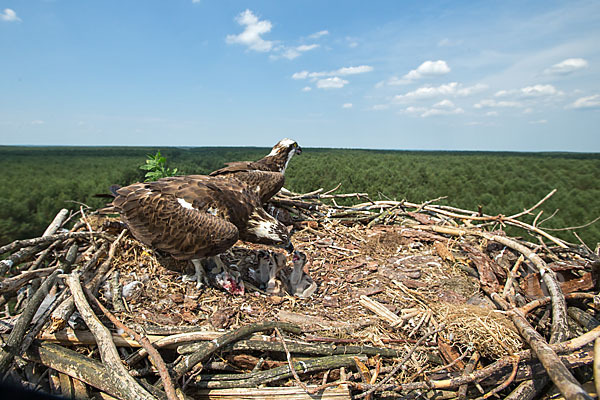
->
191 354 362 389
0 268 62 374
66 273 155 400
0 231 108 256
3 187 599 399
179 339 406 358
85 287 177 400
170 321 302 381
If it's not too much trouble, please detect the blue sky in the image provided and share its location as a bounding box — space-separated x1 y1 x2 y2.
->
1 1 599 151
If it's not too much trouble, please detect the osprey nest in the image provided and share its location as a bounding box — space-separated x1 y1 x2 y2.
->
1 186 599 400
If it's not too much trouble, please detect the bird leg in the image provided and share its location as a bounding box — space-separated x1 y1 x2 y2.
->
186 259 206 289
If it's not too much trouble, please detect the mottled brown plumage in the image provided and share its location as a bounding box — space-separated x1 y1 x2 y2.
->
112 175 290 262
209 138 301 203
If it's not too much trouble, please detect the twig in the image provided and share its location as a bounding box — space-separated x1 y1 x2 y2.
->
85 287 178 400
457 351 480 399
0 231 108 256
508 189 557 219
355 324 445 399
170 321 301 381
66 273 155 400
0 268 62 373
274 327 311 394
492 293 591 400
594 338 600 398
479 356 519 399
545 215 600 232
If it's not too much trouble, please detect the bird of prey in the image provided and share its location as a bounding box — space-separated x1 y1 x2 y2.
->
111 174 292 291
209 138 302 203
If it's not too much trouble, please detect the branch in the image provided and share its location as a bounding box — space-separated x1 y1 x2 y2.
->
66 273 155 400
85 288 178 400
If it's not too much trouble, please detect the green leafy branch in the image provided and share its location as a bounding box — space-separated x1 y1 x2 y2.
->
139 151 178 181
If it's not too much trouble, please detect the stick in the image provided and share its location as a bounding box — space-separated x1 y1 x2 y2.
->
508 190 557 219
171 321 302 381
66 273 155 400
417 225 570 344
0 268 62 373
0 231 108 256
355 324 445 399
50 233 121 332
0 266 58 294
85 287 178 400
492 293 591 400
24 341 166 400
274 327 311 394
192 354 360 389
457 351 480 399
178 339 406 358
43 208 70 237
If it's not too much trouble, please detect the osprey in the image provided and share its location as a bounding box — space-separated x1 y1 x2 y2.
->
209 138 302 203
111 175 292 289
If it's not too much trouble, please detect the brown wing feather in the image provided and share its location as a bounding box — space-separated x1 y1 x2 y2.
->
209 161 272 176
113 182 239 260
220 171 284 203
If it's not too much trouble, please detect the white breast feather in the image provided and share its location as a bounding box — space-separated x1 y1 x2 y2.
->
252 220 282 241
177 198 194 210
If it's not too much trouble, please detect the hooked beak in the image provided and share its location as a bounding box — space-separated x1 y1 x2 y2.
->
284 241 295 254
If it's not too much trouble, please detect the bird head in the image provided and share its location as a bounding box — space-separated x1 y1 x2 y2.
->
267 138 302 173
245 208 291 248
292 250 307 266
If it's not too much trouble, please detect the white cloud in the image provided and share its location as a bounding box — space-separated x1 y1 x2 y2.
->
308 30 329 39
30 120 45 125
405 106 427 114
405 60 450 80
394 82 486 101
385 60 451 86
280 44 319 60
337 65 374 75
495 84 563 98
421 107 464 117
301 86 312 92
395 82 459 100
316 77 348 89
456 83 488 96
295 65 372 79
1 8 21 22
485 111 499 116
297 44 318 52
566 94 600 109
545 58 589 75
529 119 548 124
342 103 353 109
474 99 522 108
433 99 455 108
292 71 309 80
226 10 274 52
521 84 560 97
403 100 464 118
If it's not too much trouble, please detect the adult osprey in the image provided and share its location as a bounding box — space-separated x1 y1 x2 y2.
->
209 138 302 203
111 175 292 289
